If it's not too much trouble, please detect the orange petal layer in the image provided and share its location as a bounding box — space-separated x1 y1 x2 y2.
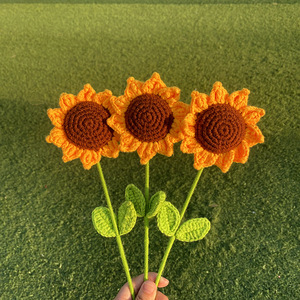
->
170 102 190 141
172 101 190 120
77 84 96 102
203 152 218 167
101 137 120 158
47 108 64 128
137 142 157 165
107 114 126 134
228 88 250 110
124 77 143 99
193 151 209 170
59 93 78 112
94 89 113 106
157 137 173 157
190 91 209 113
62 143 83 163
120 132 141 152
80 149 101 170
46 127 67 148
215 150 235 173
182 113 197 137
209 82 228 105
181 137 203 154
142 72 166 94
193 151 218 170
158 87 181 104
244 125 264 147
240 106 265 125
111 95 131 115
234 140 250 164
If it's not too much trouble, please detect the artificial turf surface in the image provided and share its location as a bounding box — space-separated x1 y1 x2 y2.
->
1 2 299 299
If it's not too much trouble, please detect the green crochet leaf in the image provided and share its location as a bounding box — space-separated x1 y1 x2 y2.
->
157 201 180 237
118 201 137 236
146 191 166 218
125 184 145 217
92 207 116 238
176 218 211 242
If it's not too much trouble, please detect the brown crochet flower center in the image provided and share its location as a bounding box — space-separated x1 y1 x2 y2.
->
195 104 246 154
63 101 113 151
125 94 174 142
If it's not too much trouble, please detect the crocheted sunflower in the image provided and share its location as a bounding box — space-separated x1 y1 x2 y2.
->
107 72 189 164
46 84 119 169
181 82 265 173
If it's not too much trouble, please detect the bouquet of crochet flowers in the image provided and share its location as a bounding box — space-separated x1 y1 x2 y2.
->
46 73 265 299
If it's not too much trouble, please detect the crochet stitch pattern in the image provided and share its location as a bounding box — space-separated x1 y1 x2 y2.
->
64 101 113 151
125 94 174 142
195 104 246 154
46 84 119 170
107 72 189 165
180 82 265 173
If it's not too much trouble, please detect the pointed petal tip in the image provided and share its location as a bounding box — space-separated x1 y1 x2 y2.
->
213 81 223 88
242 88 250 96
191 90 199 97
127 76 135 83
83 83 92 89
151 72 161 79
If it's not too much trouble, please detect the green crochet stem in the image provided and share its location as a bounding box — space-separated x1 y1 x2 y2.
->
155 168 204 286
96 162 135 300
144 162 150 281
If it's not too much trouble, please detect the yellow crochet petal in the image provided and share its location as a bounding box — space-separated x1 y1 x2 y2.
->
80 149 101 170
101 137 120 158
172 101 190 120
62 143 83 163
94 89 113 106
240 106 265 125
228 88 250 110
234 140 250 163
190 91 209 113
193 150 210 170
111 95 131 115
59 93 78 113
244 124 264 147
209 82 229 105
158 86 181 103
215 150 235 173
181 137 203 154
157 138 174 157
142 72 167 94
47 108 65 129
137 142 157 165
77 84 96 102
120 132 141 152
107 114 126 135
46 127 67 148
202 152 218 167
182 113 197 137
124 77 143 99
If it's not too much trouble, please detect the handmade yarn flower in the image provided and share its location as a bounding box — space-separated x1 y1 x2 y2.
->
107 72 189 164
46 84 119 169
180 82 265 172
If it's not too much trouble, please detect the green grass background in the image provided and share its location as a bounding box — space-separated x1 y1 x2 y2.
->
1 2 299 300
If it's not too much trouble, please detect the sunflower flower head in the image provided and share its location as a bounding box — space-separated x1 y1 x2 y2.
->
46 84 119 170
181 82 265 173
107 72 189 164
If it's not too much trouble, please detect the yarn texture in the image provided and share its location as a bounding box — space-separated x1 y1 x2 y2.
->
125 94 174 143
180 82 265 173
107 72 189 165
46 84 119 169
195 103 246 154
